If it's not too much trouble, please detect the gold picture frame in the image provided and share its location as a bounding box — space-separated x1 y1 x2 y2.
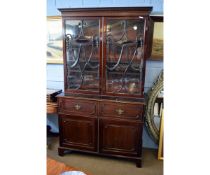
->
158 110 164 160
150 16 163 60
145 70 163 143
47 16 63 64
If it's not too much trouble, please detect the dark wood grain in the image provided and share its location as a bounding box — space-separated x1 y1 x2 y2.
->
99 118 143 157
150 15 164 22
58 98 98 116
59 7 152 17
99 101 143 120
59 114 97 152
57 7 153 168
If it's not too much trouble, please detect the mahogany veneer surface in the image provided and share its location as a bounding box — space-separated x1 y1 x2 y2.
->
57 7 153 167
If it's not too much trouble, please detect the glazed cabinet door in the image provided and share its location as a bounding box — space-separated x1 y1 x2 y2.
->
64 18 101 94
59 114 97 152
99 118 143 156
105 18 146 96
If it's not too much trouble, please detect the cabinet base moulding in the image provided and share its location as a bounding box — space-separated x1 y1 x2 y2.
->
58 146 142 167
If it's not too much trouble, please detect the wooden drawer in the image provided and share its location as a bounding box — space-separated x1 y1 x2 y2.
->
58 98 97 116
99 101 143 120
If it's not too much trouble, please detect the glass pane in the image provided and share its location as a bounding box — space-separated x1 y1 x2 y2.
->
65 19 100 91
106 19 145 95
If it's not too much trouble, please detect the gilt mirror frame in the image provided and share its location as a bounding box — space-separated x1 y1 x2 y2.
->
145 70 163 143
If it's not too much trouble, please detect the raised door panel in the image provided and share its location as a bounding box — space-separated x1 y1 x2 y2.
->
59 114 97 152
99 118 142 156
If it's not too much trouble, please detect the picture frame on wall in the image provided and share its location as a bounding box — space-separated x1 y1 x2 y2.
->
47 16 63 64
150 16 163 60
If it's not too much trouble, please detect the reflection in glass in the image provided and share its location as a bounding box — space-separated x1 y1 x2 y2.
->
153 89 164 130
65 19 100 91
106 19 145 95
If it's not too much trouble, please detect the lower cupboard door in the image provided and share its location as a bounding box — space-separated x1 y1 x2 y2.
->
59 114 97 152
99 118 143 157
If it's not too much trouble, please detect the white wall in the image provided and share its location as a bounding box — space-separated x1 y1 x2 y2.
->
47 0 163 16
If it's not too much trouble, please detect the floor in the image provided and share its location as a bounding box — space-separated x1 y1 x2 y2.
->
47 137 163 175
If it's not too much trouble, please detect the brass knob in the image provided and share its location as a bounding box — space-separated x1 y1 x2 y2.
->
116 108 124 115
74 104 81 110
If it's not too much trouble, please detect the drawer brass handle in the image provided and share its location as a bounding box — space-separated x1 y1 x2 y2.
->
74 104 81 110
116 108 124 115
